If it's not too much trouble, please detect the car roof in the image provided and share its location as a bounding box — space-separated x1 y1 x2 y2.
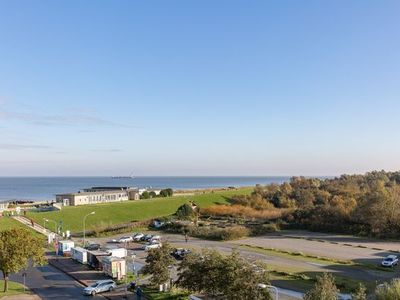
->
96 279 114 284
386 255 397 259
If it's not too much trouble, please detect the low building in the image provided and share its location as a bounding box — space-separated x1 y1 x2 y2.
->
71 247 88 264
0 201 9 213
87 250 110 270
101 256 126 280
57 240 75 256
56 187 140 206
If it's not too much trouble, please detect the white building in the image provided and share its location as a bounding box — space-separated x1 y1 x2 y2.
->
0 201 9 213
56 187 140 206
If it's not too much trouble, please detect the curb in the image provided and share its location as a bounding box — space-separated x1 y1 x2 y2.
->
47 259 138 299
48 259 112 299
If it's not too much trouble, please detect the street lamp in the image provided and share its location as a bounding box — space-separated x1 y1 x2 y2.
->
44 218 57 234
83 211 95 247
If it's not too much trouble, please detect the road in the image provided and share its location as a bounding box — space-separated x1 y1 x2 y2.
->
8 264 104 300
89 229 400 285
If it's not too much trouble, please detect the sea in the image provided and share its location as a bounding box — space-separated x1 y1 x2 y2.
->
0 176 290 202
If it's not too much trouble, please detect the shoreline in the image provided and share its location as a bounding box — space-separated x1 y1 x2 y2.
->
0 185 254 203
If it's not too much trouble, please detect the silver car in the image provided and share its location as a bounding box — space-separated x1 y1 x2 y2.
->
83 279 116 296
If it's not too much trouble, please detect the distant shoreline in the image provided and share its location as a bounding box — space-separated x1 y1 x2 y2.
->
0 176 290 202
0 186 254 203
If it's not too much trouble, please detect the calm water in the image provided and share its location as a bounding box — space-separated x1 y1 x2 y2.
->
0 176 290 201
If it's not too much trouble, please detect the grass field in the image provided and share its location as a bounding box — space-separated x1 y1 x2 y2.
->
28 188 252 233
0 281 29 298
0 217 46 241
0 217 28 230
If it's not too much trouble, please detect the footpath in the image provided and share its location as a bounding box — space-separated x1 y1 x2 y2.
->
13 216 55 236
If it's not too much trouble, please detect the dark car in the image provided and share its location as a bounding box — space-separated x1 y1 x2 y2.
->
85 244 101 251
142 234 153 242
171 248 191 260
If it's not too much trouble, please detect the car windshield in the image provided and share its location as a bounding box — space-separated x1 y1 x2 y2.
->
385 257 393 261
90 283 99 288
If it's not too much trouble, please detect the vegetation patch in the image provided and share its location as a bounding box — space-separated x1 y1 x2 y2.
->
27 188 252 233
0 281 29 298
142 287 189 300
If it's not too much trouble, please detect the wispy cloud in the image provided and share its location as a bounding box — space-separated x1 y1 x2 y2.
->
0 143 53 150
91 148 123 153
0 110 135 128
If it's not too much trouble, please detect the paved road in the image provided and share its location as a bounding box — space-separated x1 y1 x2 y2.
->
89 230 400 285
8 264 104 300
232 230 400 264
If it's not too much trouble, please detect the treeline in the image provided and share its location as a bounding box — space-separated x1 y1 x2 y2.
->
234 171 400 238
140 188 173 199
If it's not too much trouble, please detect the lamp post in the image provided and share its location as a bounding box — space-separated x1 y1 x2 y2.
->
83 211 95 247
44 218 57 234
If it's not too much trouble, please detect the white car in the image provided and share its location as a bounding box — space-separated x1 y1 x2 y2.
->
82 279 116 296
142 242 162 251
133 233 144 241
150 235 161 243
118 236 133 243
381 255 398 267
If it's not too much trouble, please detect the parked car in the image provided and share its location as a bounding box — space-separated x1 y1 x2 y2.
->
171 248 191 260
133 233 144 241
150 235 161 242
144 234 154 242
85 243 101 251
142 242 162 251
118 236 133 243
381 255 399 267
83 279 116 296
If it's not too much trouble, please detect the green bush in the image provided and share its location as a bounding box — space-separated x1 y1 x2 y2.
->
250 223 279 236
189 225 250 241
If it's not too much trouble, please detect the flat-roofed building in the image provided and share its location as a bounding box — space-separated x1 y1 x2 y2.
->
0 200 9 212
56 187 139 206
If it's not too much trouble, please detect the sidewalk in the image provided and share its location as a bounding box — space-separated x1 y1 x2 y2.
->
12 216 55 236
48 256 143 300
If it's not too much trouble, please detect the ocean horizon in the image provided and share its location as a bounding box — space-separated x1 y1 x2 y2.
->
0 176 293 201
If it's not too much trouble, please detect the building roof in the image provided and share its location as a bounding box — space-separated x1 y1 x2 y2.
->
56 190 130 196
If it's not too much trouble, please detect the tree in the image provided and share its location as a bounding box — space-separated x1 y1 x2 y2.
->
142 243 174 286
177 250 271 300
304 273 339 300
148 191 157 198
140 191 150 199
175 203 196 220
160 188 173 197
375 279 400 300
351 283 367 300
0 228 46 292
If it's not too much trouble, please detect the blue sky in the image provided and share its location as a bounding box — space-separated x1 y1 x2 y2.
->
0 0 399 176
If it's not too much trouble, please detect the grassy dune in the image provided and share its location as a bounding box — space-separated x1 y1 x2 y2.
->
28 188 252 233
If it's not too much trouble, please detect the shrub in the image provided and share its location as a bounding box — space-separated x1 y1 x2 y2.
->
202 204 287 220
375 279 400 300
250 223 279 236
188 225 250 241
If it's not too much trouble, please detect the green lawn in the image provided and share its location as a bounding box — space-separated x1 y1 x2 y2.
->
0 280 29 298
28 188 252 233
0 217 28 230
142 287 189 300
0 217 46 242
